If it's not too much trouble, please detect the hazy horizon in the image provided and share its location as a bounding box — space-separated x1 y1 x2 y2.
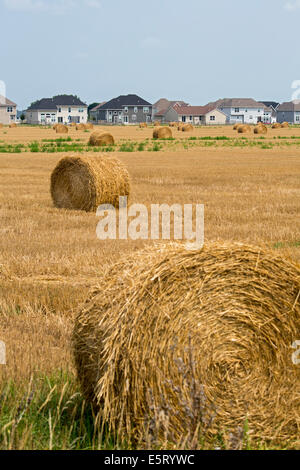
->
1 0 300 109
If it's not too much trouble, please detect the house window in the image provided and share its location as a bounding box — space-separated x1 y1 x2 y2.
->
58 117 63 123
258 109 261 113
210 115 215 121
190 116 193 121
113 111 117 115
124 107 128 113
10 115 15 120
234 108 240 113
134 107 138 113
68 107 71 113
58 108 62 113
143 107 149 113
7 107 13 113
249 116 253 119
296 115 300 122
108 111 112 115
132 114 136 121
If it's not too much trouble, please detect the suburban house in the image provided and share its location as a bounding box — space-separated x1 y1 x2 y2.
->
92 94 152 124
206 98 270 124
174 104 227 125
276 101 300 124
0 96 17 125
26 95 88 125
153 98 188 122
260 101 279 123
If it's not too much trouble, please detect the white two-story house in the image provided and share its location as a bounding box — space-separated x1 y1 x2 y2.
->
206 98 271 124
26 95 88 125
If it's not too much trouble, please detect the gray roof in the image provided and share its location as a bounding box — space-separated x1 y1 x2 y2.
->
277 101 300 112
213 98 266 109
27 95 87 111
0 95 17 107
100 94 152 110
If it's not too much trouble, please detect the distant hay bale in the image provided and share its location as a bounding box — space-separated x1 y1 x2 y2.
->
0 124 3 129
139 123 147 128
9 123 17 128
154 121 160 126
85 123 94 130
182 124 194 132
237 125 250 133
153 127 172 139
56 124 68 134
233 124 239 130
89 132 115 146
281 122 289 128
76 123 86 131
50 155 130 211
53 124 58 130
272 123 282 129
254 124 267 134
73 242 300 446
70 122 77 127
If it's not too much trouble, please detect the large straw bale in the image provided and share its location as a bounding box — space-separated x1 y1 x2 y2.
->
73 242 300 446
50 155 130 211
182 124 194 132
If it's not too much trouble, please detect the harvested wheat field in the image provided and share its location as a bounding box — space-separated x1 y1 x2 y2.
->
0 124 300 450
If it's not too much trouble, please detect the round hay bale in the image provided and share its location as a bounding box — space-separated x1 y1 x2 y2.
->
0 123 3 129
254 124 267 134
50 155 130 212
281 122 289 128
139 122 147 128
85 123 94 130
70 122 77 127
73 242 300 446
76 123 86 131
56 124 68 134
9 123 17 128
153 127 172 139
154 121 160 126
237 125 249 133
233 123 239 130
272 123 282 129
89 132 115 146
182 124 194 132
52 124 58 130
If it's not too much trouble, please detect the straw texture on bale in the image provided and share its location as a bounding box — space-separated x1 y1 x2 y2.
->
182 124 194 132
9 123 17 128
139 123 147 128
89 132 115 146
154 121 160 126
85 123 94 130
272 123 282 129
237 125 250 133
254 124 267 134
50 155 130 211
0 124 3 129
233 124 239 130
153 127 172 139
73 242 300 446
56 124 68 134
76 123 86 130
281 121 289 128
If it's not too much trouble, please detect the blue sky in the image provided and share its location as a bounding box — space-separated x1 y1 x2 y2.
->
0 0 300 109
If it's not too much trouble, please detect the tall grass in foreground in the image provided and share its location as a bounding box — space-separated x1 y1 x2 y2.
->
0 371 290 450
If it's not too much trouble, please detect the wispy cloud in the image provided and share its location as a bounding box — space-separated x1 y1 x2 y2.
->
284 0 300 11
2 0 101 14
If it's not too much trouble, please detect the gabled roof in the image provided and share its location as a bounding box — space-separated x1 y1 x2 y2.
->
260 101 280 110
100 94 152 110
154 101 189 116
90 102 107 112
211 98 266 109
277 101 300 112
27 95 87 111
153 98 188 113
0 95 17 107
173 104 225 116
